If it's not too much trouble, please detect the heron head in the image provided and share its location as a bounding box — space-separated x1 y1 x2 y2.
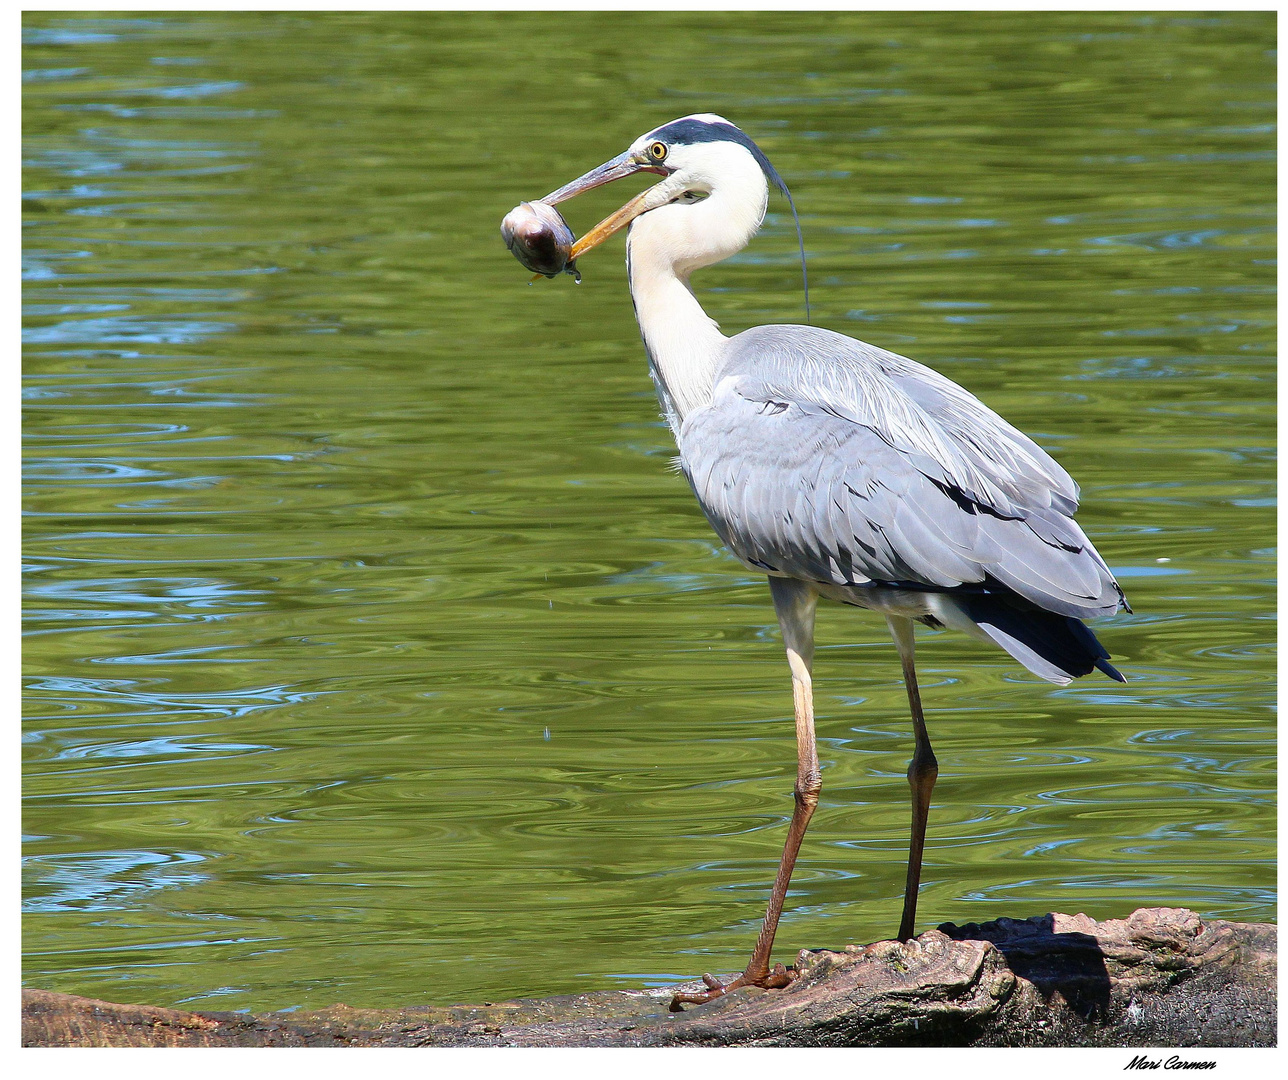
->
542 114 795 262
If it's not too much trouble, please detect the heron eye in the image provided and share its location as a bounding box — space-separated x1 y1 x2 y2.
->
649 141 667 161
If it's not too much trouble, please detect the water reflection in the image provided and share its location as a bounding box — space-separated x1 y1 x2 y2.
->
24 850 210 914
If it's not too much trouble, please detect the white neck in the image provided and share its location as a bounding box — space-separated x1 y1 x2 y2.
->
624 143 768 429
626 238 726 426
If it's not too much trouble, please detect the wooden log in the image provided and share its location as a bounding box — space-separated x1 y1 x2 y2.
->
21 907 1276 1047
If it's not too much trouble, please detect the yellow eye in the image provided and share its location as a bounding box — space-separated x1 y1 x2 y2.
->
649 141 667 161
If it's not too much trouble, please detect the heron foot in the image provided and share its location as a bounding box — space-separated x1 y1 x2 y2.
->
668 962 795 1012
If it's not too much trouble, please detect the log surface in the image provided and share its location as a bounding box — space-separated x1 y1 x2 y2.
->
22 907 1276 1047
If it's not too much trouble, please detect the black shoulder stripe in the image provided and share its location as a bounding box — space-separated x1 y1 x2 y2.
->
650 119 789 198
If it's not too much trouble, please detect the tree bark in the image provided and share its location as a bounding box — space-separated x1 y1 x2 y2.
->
22 907 1276 1047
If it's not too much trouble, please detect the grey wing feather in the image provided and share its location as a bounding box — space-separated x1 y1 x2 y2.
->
678 325 1123 619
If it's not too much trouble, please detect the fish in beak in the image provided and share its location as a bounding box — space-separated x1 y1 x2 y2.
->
500 200 578 278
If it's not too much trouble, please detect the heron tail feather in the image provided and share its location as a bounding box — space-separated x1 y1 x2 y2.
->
961 593 1126 686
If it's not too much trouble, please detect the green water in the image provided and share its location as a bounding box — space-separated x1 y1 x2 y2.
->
23 11 1275 1012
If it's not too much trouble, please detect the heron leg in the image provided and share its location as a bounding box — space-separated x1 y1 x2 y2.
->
671 577 819 1011
886 614 938 943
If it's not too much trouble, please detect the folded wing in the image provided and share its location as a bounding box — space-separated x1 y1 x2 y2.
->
678 325 1124 621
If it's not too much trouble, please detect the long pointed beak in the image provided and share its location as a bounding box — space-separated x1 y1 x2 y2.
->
569 187 666 259
541 151 674 261
541 151 644 206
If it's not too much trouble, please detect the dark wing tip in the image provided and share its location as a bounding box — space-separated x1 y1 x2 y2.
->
1095 657 1128 683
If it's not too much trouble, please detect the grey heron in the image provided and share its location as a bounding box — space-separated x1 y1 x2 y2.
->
530 114 1129 1011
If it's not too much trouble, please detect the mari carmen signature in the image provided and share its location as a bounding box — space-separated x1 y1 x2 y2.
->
1126 1055 1217 1071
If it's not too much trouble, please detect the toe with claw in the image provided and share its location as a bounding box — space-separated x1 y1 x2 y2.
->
668 962 795 1011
